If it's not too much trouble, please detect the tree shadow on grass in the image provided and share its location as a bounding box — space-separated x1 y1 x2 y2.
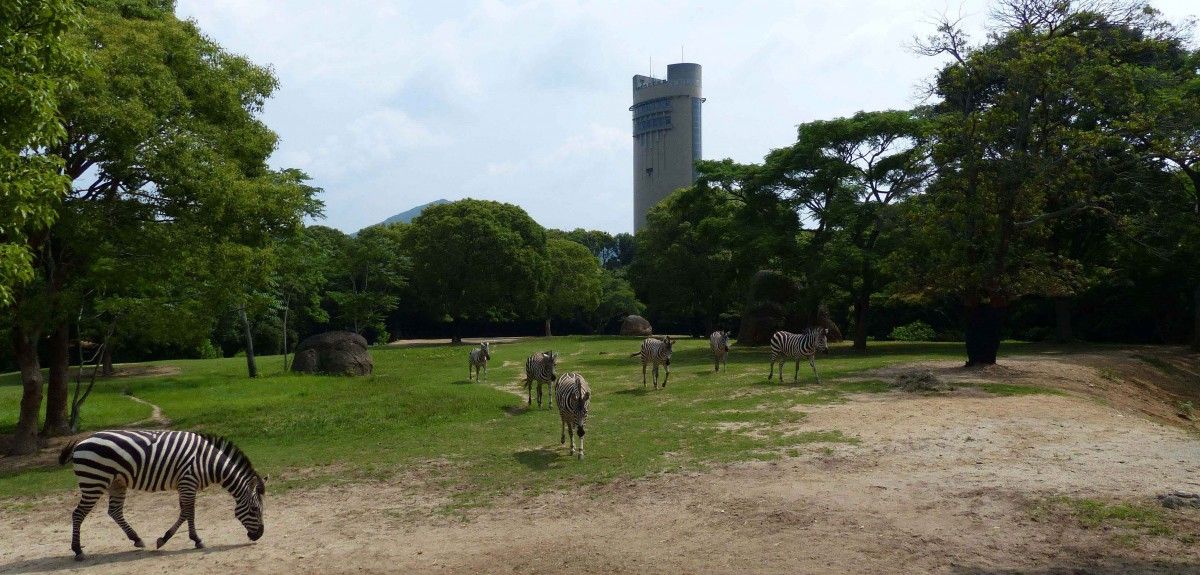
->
0 542 252 574
451 379 476 385
513 448 562 471
501 405 529 416
612 387 650 396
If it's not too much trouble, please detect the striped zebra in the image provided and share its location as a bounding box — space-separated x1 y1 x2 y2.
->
468 341 491 381
768 328 830 383
525 351 559 408
59 430 265 561
554 372 591 460
709 330 731 372
631 336 673 389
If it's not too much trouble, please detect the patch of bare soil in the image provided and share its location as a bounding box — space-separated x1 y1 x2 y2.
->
2 351 1199 574
70 365 182 379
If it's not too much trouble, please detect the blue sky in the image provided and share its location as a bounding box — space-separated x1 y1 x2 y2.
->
175 0 1198 234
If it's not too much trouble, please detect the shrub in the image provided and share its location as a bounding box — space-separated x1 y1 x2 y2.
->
889 321 936 341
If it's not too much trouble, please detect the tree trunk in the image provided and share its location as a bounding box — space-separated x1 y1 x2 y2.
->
450 318 462 344
42 321 72 437
544 318 552 337
1192 284 1200 353
852 295 869 351
10 325 43 455
1054 297 1074 344
239 305 258 378
101 341 114 376
964 301 1004 367
281 298 289 371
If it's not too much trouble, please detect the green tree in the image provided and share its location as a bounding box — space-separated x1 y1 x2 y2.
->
908 0 1189 365
7 0 319 453
405 199 549 342
542 238 603 336
327 224 410 342
591 269 645 332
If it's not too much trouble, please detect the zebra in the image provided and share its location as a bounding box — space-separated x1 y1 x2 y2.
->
525 351 559 408
709 330 731 372
631 336 673 389
59 430 265 561
468 341 491 381
554 372 591 460
768 328 830 383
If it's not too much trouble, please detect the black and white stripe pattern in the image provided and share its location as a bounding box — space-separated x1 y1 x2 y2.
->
60 430 265 560
468 342 491 381
709 330 730 372
631 336 673 389
554 372 591 460
525 351 559 408
768 328 830 383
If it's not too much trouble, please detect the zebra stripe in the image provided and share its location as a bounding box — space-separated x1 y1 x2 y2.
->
709 331 730 372
60 430 265 560
631 336 673 389
525 351 559 408
554 372 591 460
768 328 830 383
468 342 491 381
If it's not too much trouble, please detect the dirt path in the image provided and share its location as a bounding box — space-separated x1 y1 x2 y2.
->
2 353 1199 574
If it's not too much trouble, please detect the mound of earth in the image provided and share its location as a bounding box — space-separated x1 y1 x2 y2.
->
893 370 953 392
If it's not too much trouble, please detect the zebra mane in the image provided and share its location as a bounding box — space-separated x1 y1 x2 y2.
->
198 433 258 477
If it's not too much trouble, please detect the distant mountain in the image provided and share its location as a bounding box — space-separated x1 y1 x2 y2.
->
375 199 450 227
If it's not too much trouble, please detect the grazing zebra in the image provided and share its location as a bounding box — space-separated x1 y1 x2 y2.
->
554 372 591 460
525 351 559 408
59 430 265 561
709 330 731 372
468 341 491 381
630 336 673 389
768 328 830 383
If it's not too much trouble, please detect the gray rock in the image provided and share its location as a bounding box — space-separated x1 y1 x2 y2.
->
1158 491 1200 509
291 331 373 376
620 315 653 337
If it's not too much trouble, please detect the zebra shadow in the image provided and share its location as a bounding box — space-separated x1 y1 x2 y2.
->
513 448 562 471
0 542 252 574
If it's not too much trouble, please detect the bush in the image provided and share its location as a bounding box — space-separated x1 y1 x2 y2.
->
889 321 936 341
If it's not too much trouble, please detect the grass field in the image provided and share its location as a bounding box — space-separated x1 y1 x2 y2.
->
0 338 1039 507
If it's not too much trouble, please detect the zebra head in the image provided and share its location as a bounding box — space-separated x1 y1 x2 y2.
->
546 350 559 378
720 331 731 351
662 336 673 364
234 473 266 541
816 328 830 353
480 341 491 360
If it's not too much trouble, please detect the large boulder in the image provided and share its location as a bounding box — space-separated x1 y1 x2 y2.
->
291 331 373 376
620 315 653 336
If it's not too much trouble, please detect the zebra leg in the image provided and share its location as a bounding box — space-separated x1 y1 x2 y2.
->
793 359 800 383
536 381 544 408
526 378 532 406
546 380 554 409
652 363 659 389
567 424 576 455
810 355 820 384
663 363 669 387
577 426 584 460
642 362 647 387
561 418 566 445
107 483 144 549
768 357 775 381
156 485 196 549
71 488 104 560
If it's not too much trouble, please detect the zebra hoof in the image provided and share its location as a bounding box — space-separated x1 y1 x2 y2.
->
133 539 145 548
194 540 205 549
74 553 86 562
156 537 167 549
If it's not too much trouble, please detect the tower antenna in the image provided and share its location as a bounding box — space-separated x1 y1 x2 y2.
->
681 44 684 62
649 56 652 77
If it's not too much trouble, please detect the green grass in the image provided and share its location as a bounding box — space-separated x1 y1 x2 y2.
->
1032 496 1176 543
976 383 1066 396
0 338 1036 508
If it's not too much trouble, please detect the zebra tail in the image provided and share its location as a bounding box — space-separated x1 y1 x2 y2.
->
58 439 79 465
629 351 642 358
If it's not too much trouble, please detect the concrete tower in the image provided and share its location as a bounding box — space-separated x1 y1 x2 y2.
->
631 62 702 232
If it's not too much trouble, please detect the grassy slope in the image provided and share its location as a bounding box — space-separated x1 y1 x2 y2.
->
0 339 1029 506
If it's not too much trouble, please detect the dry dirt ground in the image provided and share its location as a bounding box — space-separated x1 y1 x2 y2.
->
3 349 1200 574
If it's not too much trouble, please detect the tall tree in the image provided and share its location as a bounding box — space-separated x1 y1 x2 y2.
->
327 224 409 341
404 199 549 342
542 238 603 336
909 0 1188 365
7 0 319 451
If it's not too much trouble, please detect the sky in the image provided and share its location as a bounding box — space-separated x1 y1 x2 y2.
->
174 0 1198 235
